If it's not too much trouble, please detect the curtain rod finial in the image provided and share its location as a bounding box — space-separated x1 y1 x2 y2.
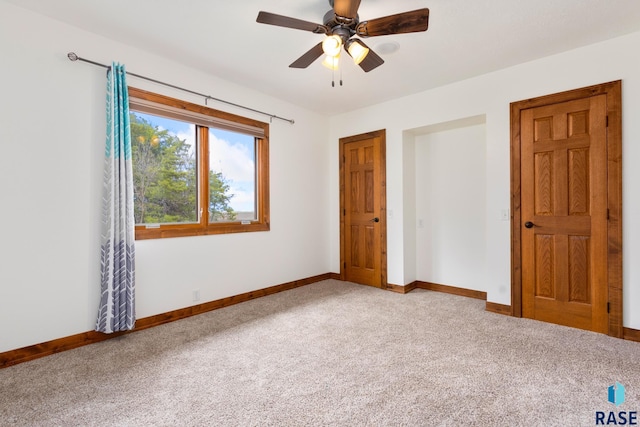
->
67 52 78 61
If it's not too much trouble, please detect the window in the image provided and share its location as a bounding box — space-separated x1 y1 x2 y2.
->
129 87 269 240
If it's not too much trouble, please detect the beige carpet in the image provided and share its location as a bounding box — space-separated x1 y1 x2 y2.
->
1 279 639 426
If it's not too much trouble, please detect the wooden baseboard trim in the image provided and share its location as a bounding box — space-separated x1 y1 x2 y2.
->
0 273 334 369
486 302 512 316
386 282 418 294
623 327 640 343
390 280 513 317
415 281 487 300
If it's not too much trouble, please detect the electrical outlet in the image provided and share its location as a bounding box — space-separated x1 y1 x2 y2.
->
193 289 200 302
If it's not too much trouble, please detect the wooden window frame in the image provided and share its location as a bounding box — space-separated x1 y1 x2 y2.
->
129 87 270 240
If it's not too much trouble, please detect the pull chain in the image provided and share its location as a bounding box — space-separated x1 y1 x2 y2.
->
330 60 343 87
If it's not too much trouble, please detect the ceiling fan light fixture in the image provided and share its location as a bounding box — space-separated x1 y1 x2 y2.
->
322 34 343 57
346 39 369 65
256 5 429 73
322 53 340 70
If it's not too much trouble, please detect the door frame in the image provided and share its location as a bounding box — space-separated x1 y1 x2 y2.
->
339 129 388 288
510 80 623 337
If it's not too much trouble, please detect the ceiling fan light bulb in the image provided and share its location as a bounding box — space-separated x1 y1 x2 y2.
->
347 40 369 65
322 54 340 70
322 35 343 57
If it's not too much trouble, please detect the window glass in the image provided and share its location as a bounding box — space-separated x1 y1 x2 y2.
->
131 112 198 225
208 129 256 222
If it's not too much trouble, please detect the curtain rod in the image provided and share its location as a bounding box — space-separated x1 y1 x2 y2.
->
67 52 295 125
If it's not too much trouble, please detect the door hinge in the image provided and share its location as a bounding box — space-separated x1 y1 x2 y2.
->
606 115 609 127
343 209 346 216
344 262 347 269
607 208 610 220
607 302 610 313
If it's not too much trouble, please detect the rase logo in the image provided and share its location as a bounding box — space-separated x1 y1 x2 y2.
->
610 382 627 407
596 382 637 425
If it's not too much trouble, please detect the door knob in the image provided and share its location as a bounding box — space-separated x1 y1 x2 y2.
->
524 221 535 229
371 217 380 223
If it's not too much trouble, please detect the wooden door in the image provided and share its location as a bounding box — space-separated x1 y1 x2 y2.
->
521 96 608 332
512 81 623 336
340 130 387 288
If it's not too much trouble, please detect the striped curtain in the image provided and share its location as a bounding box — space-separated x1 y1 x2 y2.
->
96 62 136 333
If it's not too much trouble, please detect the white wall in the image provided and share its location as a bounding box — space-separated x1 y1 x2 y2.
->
413 121 487 291
2 2 640 355
329 31 640 328
401 133 417 285
0 2 331 353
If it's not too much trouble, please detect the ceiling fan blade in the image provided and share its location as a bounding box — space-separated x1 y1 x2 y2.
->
333 0 361 19
289 42 324 69
357 43 384 73
357 8 429 37
257 11 327 34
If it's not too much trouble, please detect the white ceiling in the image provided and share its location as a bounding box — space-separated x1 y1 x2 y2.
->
7 0 640 115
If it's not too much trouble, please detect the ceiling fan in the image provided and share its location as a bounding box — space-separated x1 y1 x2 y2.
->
256 0 429 73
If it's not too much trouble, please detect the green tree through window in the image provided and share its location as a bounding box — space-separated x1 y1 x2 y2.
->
209 170 236 222
131 113 195 224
